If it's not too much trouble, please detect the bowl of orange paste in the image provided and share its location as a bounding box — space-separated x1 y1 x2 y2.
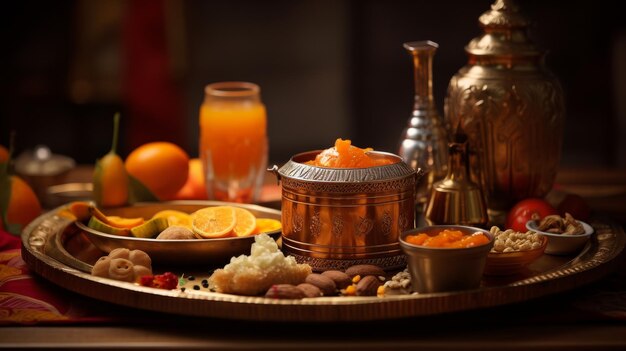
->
399 225 494 293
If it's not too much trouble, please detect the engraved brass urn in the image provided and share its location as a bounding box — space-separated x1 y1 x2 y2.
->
444 0 565 219
270 151 421 272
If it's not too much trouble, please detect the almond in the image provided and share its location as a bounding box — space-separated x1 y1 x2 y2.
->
297 283 323 298
345 264 385 278
321 270 352 289
305 273 337 296
356 275 382 296
265 284 306 299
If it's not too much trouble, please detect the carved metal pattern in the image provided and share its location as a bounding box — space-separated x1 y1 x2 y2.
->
398 213 410 233
354 216 373 237
331 213 344 238
446 78 564 210
280 176 415 194
446 0 565 212
292 212 304 234
289 253 407 272
309 207 321 238
381 211 393 237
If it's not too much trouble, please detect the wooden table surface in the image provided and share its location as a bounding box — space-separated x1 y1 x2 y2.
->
1 166 625 350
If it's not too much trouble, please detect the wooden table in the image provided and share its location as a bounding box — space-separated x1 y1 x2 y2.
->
1 167 625 350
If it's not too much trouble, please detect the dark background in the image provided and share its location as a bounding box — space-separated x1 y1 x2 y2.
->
2 0 625 169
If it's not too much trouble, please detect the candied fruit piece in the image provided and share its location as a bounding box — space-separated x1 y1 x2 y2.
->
139 272 179 290
305 138 396 168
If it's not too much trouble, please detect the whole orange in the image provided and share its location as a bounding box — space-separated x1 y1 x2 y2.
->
125 142 189 200
173 158 207 200
1 175 42 234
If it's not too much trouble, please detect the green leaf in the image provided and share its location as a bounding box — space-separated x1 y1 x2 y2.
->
128 175 159 204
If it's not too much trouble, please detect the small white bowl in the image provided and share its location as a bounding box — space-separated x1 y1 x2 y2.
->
525 219 594 255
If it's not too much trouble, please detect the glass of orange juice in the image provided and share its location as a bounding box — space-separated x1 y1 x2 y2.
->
199 82 267 203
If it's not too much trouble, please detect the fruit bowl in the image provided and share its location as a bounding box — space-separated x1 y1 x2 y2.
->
74 201 281 267
484 236 548 276
526 219 594 255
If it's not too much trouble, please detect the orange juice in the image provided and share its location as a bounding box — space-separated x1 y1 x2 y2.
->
199 82 267 203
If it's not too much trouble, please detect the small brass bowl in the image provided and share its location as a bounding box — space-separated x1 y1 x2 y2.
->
399 225 494 293
484 236 548 276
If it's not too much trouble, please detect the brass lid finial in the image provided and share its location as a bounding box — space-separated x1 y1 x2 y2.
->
466 0 540 58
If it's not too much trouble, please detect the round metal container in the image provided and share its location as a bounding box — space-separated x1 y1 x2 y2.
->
270 151 421 271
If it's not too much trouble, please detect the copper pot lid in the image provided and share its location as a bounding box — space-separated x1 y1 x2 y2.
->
274 151 417 184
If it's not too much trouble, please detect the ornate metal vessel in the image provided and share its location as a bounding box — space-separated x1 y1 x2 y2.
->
270 151 421 271
444 0 565 219
398 41 449 207
425 131 488 227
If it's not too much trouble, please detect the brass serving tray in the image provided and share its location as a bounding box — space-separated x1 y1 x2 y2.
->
22 201 625 322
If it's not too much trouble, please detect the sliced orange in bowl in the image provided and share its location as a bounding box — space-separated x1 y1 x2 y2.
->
191 206 237 238
232 207 257 237
252 218 282 234
152 209 193 229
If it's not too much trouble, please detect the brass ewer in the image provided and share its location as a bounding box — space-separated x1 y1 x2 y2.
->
444 0 565 221
425 129 488 227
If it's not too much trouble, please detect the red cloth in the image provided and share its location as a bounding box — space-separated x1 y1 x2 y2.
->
0 229 117 325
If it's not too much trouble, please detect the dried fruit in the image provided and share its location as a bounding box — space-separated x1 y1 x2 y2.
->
265 284 306 299
305 273 337 296
321 270 352 289
345 264 385 279
139 272 179 290
156 226 196 240
356 275 382 296
297 283 322 298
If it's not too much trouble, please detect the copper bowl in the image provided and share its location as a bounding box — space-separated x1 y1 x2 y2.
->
484 236 548 276
270 151 422 271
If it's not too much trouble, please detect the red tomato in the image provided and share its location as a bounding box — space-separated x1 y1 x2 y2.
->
505 198 558 232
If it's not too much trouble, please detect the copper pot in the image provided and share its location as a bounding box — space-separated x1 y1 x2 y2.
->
269 151 422 271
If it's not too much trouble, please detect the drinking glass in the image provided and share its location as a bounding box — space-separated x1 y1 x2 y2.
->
199 82 267 203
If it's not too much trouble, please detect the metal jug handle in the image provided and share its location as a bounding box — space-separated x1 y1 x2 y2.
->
267 165 281 185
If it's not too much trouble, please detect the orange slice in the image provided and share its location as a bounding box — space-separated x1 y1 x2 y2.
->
106 216 146 229
191 206 236 238
232 207 257 237
152 210 193 229
252 218 282 234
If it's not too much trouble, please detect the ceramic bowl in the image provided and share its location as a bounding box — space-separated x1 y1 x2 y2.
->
526 220 594 255
484 235 548 276
399 225 494 293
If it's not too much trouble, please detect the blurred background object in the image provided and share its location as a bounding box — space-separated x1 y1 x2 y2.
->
1 0 625 170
